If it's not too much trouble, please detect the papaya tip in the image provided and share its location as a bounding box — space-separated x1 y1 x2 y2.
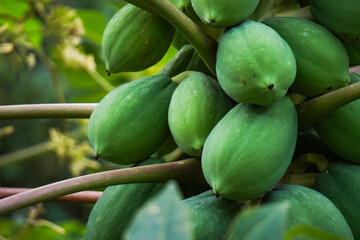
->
181 6 186 13
106 70 111 76
215 191 220 198
267 84 275 90
94 153 100 160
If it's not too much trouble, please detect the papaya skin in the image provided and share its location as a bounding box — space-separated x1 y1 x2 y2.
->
262 184 354 239
183 190 239 240
216 20 296 106
263 17 350 97
102 4 175 74
315 162 360 239
88 74 177 165
191 0 260 28
201 97 297 201
168 72 233 156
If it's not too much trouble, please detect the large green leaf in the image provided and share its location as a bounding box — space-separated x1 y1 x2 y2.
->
124 181 193 240
226 202 289 240
285 225 353 240
76 9 106 44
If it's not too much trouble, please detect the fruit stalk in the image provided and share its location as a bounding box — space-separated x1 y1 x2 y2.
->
0 158 206 214
0 188 102 204
124 0 218 76
297 81 360 132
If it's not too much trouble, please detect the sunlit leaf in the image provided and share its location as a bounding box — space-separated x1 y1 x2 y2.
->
0 0 29 19
24 18 43 49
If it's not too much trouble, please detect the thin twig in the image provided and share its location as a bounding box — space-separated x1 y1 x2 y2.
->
297 81 360 132
0 158 206 214
0 188 102 204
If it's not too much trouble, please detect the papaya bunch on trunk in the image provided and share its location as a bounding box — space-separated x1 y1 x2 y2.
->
84 1 360 239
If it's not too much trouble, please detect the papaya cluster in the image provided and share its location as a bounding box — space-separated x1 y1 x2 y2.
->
86 0 360 239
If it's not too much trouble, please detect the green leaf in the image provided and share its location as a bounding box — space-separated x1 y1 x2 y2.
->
24 17 43 49
76 9 106 44
285 225 353 240
0 0 29 19
124 181 193 240
226 202 289 240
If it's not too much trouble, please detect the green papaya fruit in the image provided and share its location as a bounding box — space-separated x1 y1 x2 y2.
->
183 190 239 240
201 97 297 201
102 4 175 74
88 74 177 165
309 0 360 66
315 162 360 240
85 158 165 240
262 17 350 97
314 78 360 164
191 0 260 28
216 20 296 106
169 0 191 11
168 72 233 156
262 184 354 239
158 44 195 78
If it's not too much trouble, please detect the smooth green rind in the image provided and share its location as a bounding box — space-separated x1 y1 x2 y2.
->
124 181 193 240
102 4 175 74
309 0 360 66
169 0 191 11
262 184 354 239
159 44 195 78
168 72 233 156
315 162 360 239
88 74 177 164
285 225 353 240
85 158 164 240
226 202 289 240
183 190 239 240
263 17 350 97
216 20 296 106
191 0 260 28
201 97 297 200
314 78 360 164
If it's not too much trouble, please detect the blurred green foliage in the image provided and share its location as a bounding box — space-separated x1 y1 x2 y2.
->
0 0 175 238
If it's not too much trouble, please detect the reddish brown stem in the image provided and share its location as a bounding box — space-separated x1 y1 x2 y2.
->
0 188 102 204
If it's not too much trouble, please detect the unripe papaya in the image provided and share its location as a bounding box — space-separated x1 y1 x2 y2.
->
191 0 260 28
183 190 239 240
262 184 354 239
315 162 360 240
216 20 296 106
309 0 360 66
88 74 177 165
262 17 350 97
169 0 191 12
201 97 297 201
314 99 360 164
102 4 175 74
168 72 233 156
85 158 165 240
